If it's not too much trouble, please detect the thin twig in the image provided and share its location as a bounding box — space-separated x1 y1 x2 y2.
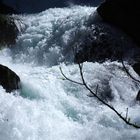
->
60 64 140 129
126 108 128 121
121 60 140 83
59 67 84 86
79 63 140 128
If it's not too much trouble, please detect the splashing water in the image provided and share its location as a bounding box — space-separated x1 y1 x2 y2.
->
0 6 140 140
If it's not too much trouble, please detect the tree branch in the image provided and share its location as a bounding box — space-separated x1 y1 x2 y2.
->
60 63 140 129
121 60 140 83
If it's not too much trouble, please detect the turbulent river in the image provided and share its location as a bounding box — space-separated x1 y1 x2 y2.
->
0 6 140 140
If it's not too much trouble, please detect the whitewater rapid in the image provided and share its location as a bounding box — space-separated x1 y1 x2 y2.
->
0 6 140 140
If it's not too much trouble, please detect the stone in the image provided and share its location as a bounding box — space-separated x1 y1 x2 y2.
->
74 1 140 64
0 15 19 46
74 22 140 64
132 63 140 76
97 0 140 47
136 90 140 101
0 2 17 14
0 64 20 93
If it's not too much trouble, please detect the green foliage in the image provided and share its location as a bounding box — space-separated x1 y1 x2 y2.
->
0 14 19 47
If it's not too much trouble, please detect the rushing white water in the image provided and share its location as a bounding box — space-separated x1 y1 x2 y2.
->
0 6 140 140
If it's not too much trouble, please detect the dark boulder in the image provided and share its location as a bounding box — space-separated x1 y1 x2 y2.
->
74 22 140 64
74 1 140 64
133 63 140 101
136 90 140 101
97 0 140 47
0 64 20 93
0 15 19 46
132 63 140 76
0 2 17 14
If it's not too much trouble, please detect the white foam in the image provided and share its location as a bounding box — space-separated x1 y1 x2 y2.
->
0 6 140 140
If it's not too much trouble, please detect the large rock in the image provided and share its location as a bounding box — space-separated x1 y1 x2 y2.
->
0 2 17 14
74 21 140 64
132 63 140 101
97 0 140 47
0 2 19 46
0 15 19 46
132 63 140 76
136 90 140 101
0 64 20 93
74 1 140 64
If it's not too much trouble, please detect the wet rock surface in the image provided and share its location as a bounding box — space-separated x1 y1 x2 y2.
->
0 64 20 93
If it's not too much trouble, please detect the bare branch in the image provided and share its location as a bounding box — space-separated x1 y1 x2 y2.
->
126 108 128 121
121 60 140 83
95 84 99 95
60 63 140 129
59 67 84 86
